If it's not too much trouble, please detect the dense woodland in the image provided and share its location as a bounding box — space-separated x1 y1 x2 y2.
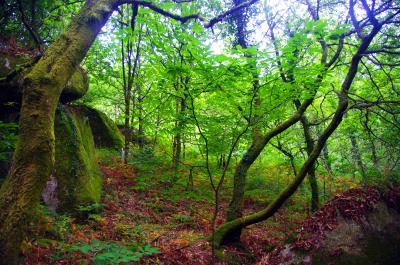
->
0 0 400 264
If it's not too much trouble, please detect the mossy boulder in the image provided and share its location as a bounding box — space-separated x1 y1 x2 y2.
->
42 105 102 212
80 106 124 149
0 53 88 104
60 66 89 103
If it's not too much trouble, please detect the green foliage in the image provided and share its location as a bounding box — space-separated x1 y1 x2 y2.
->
0 122 18 162
3 0 400 262
96 148 122 165
77 202 103 214
32 204 74 239
172 213 193 224
66 240 158 264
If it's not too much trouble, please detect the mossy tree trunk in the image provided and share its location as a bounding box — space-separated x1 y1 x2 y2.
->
214 19 382 249
225 99 314 240
302 117 319 212
294 100 319 212
0 1 115 263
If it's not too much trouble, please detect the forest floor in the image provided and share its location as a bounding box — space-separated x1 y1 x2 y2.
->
22 153 310 265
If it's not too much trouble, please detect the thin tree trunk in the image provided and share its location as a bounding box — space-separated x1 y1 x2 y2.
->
316 124 333 195
153 112 161 146
295 102 319 212
123 83 132 163
363 113 379 168
349 131 366 182
172 95 181 171
138 83 144 150
123 4 140 162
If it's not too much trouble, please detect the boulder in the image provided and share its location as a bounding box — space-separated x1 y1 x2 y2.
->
0 53 88 105
1 104 122 211
261 185 400 265
42 105 102 212
61 66 89 103
80 106 124 149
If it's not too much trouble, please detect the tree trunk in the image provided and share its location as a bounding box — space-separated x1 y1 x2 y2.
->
0 1 114 263
122 4 140 162
363 115 379 168
316 124 333 195
138 83 144 150
225 99 314 241
153 112 161 146
172 96 181 171
298 113 319 212
123 86 132 163
349 131 366 181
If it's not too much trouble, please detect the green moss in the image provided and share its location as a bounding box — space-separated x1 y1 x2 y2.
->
0 53 88 104
80 105 124 149
54 105 102 212
60 67 89 103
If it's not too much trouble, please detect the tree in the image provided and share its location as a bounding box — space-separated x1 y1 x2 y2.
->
0 0 260 263
214 0 400 249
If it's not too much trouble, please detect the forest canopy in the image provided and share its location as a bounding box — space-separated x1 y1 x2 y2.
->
0 0 399 264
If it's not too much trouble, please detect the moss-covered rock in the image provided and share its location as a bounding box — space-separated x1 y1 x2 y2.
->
80 106 124 149
60 67 89 103
0 53 88 104
43 105 102 212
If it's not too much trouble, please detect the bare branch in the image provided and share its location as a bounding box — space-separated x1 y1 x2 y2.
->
113 0 260 28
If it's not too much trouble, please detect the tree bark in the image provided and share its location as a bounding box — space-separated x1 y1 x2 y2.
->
0 1 115 263
295 100 319 212
363 113 379 168
172 95 182 171
122 4 140 163
138 83 144 150
225 98 314 241
349 131 366 181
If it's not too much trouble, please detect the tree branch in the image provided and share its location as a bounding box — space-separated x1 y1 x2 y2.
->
113 0 260 28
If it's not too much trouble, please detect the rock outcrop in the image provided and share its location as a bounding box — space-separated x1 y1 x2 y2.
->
0 53 88 105
261 185 400 265
81 106 124 149
42 105 102 212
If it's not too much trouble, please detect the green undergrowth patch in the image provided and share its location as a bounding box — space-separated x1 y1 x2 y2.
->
32 238 158 264
128 149 215 203
26 203 159 264
114 223 168 243
96 148 122 165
